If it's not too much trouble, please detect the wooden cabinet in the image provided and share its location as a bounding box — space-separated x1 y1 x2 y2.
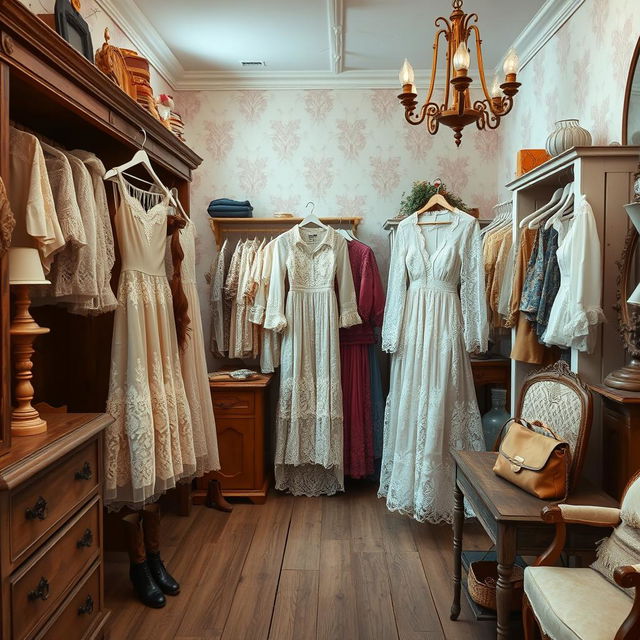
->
590 383 640 500
0 413 111 640
194 375 272 505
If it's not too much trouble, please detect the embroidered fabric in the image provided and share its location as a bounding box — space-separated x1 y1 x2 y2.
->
0 177 14 256
379 211 487 523
225 240 245 358
266 226 361 496
105 171 196 511
208 238 228 356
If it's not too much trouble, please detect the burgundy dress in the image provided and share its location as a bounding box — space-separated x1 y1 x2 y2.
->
340 239 385 478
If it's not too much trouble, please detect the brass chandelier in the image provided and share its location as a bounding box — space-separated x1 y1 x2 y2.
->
397 0 521 146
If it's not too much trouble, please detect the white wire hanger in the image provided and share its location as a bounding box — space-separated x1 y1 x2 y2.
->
299 201 327 229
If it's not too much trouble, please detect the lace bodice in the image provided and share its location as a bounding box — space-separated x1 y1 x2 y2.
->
382 210 488 354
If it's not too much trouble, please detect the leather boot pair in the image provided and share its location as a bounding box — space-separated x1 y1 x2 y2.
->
122 504 180 609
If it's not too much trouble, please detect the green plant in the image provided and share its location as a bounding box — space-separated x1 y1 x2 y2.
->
398 180 468 217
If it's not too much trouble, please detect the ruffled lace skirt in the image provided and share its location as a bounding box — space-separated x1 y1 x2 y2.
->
378 288 484 523
275 289 344 496
105 270 196 511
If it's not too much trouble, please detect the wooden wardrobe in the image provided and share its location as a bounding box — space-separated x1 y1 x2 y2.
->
0 2 202 638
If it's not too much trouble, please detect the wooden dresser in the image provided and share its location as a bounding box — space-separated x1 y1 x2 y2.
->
0 413 111 640
194 374 272 505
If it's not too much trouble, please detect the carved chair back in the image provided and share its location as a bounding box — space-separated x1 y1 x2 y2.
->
516 360 592 492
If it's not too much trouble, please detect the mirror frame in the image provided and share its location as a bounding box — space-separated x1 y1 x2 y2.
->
623 36 640 145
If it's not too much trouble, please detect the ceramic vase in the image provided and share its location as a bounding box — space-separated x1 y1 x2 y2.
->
481 388 510 451
545 119 592 157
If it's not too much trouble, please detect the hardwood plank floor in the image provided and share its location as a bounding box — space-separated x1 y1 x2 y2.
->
105 484 498 639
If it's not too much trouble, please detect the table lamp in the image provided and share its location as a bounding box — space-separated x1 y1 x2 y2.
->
8 248 50 436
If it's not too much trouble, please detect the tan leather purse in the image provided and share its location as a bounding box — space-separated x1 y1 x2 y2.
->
493 418 571 500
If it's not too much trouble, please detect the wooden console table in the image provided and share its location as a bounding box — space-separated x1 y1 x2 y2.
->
194 374 272 505
589 383 640 500
451 450 618 639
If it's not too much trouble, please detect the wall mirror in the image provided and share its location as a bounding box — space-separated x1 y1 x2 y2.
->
624 37 640 145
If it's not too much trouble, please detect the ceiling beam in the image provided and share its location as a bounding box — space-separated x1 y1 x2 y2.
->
327 0 344 74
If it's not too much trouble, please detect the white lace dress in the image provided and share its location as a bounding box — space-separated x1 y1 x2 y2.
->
264 225 361 496
379 210 488 523
105 173 196 510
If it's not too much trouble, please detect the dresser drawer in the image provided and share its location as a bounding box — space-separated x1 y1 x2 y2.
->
38 562 102 640
10 439 99 562
11 498 100 640
212 390 255 416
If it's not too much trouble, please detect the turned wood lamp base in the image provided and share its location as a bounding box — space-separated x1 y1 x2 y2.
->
10 283 49 437
604 359 640 392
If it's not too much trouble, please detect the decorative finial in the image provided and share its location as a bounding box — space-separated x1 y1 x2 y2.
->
104 27 110 43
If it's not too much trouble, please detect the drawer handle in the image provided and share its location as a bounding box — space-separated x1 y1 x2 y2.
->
28 577 50 602
76 528 93 549
78 595 94 615
215 401 242 409
75 462 93 481
25 496 48 521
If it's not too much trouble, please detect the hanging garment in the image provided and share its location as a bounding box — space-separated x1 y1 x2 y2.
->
0 176 15 256
506 228 558 365
105 172 195 510
71 150 117 314
497 240 516 320
226 239 245 358
379 210 487 524
169 219 221 475
369 341 385 462
265 225 361 496
535 226 560 338
542 195 605 353
39 143 87 299
489 227 513 327
208 238 229 357
9 128 64 272
340 239 385 479
235 238 259 357
243 238 265 358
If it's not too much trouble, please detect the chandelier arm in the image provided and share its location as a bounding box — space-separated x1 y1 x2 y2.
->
425 28 448 106
443 32 452 111
474 99 501 130
469 24 496 111
463 12 478 34
425 103 440 135
404 103 429 126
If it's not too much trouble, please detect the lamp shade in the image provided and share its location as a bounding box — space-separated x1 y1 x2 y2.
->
8 248 49 285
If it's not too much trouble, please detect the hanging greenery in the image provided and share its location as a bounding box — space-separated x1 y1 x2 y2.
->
398 180 468 217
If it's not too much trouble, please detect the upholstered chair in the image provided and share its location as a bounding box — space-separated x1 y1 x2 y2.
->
523 471 640 639
509 360 592 491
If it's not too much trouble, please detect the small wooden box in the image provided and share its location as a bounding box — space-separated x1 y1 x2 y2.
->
516 149 551 176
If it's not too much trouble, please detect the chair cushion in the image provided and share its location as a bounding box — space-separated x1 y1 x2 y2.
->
591 523 640 597
525 567 632 640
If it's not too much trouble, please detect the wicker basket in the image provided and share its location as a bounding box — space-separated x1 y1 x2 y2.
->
468 561 524 611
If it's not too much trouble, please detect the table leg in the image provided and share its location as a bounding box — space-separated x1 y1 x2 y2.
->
496 524 517 640
450 480 464 621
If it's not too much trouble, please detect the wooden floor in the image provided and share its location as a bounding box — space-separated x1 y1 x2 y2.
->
105 483 501 640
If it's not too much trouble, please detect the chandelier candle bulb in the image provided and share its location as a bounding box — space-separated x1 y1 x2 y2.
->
399 58 415 86
453 42 470 73
490 75 501 98
503 47 520 78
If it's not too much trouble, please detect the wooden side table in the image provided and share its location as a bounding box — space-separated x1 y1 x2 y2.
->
589 383 640 500
451 450 618 639
193 374 272 505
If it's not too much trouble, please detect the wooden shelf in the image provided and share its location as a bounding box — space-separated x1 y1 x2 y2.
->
209 216 362 248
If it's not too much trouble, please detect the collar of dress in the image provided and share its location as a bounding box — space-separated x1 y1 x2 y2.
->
292 224 335 250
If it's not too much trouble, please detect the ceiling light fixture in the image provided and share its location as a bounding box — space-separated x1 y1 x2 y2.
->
397 0 521 146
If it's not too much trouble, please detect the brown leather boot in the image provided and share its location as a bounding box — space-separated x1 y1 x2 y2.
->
122 513 165 609
206 478 233 512
142 504 180 596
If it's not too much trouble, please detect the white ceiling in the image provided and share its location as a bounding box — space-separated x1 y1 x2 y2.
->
132 0 545 73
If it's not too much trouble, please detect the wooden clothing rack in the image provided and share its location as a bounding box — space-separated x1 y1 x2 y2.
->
209 216 363 249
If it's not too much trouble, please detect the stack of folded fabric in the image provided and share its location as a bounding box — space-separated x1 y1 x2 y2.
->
207 198 254 218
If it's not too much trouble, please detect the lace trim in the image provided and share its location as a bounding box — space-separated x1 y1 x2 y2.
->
249 303 266 325
264 311 287 333
339 308 362 329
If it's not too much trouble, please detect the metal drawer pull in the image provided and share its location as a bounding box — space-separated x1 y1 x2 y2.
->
25 496 48 521
74 462 93 480
78 595 94 615
76 528 93 548
28 577 50 601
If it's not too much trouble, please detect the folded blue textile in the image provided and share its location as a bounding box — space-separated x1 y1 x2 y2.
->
207 208 253 218
208 205 254 213
209 198 252 207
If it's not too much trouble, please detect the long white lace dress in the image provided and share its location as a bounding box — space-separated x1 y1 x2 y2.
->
379 210 488 523
105 172 196 510
264 225 361 496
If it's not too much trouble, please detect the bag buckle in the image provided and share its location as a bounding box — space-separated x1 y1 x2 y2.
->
511 456 525 473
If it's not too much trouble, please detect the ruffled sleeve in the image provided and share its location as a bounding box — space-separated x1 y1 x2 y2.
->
460 219 489 353
263 236 289 333
335 235 362 328
381 225 408 353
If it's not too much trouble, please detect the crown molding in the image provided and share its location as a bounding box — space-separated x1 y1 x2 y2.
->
495 0 585 74
94 0 183 88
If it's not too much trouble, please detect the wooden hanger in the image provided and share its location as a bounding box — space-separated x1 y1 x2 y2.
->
416 179 454 225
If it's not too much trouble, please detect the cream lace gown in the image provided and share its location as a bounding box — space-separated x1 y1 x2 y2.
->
172 219 221 475
265 225 361 496
105 173 196 510
380 211 488 523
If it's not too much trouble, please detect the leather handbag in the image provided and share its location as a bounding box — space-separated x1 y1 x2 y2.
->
493 418 571 500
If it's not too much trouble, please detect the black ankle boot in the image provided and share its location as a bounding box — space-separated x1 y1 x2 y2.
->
129 560 166 608
147 551 180 595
